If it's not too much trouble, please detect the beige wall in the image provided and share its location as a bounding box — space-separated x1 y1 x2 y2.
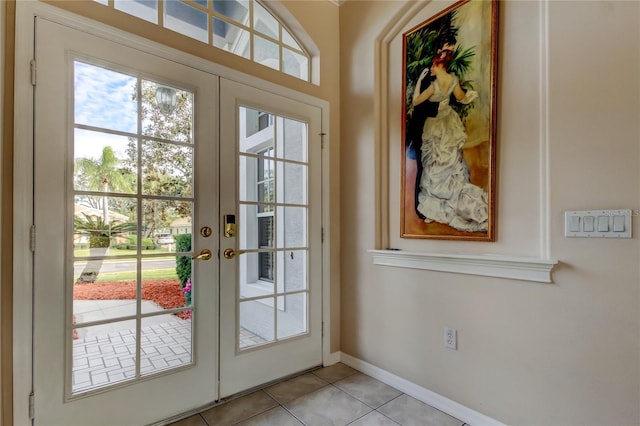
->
340 1 640 425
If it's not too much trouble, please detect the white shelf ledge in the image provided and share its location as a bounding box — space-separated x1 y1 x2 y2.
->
369 250 558 283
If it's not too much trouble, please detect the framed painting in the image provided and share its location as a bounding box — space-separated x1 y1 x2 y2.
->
401 0 499 241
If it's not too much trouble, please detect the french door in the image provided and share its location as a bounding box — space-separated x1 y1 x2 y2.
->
31 15 323 426
33 18 219 425
219 80 323 397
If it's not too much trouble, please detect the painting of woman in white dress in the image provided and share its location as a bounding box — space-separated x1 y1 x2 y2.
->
401 0 498 241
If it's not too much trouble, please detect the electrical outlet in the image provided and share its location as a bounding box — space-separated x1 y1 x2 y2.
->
444 327 457 350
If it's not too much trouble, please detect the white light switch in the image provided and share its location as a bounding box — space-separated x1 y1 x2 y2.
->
613 215 625 232
583 216 595 232
597 216 609 232
565 209 632 238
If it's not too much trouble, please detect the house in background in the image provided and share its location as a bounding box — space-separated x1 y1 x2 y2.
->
1 1 639 425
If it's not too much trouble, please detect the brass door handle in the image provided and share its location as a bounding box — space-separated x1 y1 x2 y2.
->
192 249 212 261
223 248 247 259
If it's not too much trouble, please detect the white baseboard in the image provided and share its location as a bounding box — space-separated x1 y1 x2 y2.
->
323 351 342 366
339 352 505 426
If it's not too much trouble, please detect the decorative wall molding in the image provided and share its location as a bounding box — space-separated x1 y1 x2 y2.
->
369 250 557 283
340 352 506 426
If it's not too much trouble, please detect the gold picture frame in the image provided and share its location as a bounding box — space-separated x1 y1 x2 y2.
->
401 0 499 241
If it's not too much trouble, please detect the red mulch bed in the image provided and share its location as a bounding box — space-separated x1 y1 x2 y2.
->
74 279 186 310
73 280 190 326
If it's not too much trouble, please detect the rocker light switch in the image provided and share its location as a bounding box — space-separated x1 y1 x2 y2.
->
565 209 631 238
613 215 625 232
583 216 595 232
597 216 609 232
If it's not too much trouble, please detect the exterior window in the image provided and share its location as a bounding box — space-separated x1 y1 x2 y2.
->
257 148 274 281
96 0 310 81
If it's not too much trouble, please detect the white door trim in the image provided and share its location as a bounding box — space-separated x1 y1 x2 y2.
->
13 2 333 424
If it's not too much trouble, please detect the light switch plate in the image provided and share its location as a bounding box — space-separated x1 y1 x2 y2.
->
565 209 632 238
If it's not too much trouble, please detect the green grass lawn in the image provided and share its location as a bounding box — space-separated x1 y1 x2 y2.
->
74 248 173 258
95 268 179 283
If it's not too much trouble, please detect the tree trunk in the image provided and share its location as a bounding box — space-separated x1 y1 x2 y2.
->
76 236 110 283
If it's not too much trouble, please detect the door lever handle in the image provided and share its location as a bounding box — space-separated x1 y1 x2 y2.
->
192 249 212 261
223 248 247 259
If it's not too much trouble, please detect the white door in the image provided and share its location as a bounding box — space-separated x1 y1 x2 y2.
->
33 18 219 425
219 79 323 397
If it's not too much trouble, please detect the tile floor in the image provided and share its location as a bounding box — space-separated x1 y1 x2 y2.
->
168 363 467 426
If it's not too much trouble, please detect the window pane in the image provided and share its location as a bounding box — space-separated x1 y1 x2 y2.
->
74 62 137 134
253 1 279 39
283 48 309 81
141 141 193 197
74 129 137 194
115 0 158 24
165 0 208 43
213 0 249 24
213 18 250 59
277 293 307 339
141 81 193 143
282 29 301 51
254 35 279 71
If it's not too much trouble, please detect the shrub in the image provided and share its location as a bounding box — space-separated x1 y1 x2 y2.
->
175 234 192 288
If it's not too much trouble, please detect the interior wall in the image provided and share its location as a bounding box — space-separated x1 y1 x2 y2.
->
340 1 640 425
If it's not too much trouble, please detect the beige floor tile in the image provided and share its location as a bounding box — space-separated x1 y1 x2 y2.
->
168 414 208 426
348 411 401 426
311 363 358 383
377 394 463 426
284 385 372 426
264 372 329 404
200 391 278 426
334 373 403 408
234 406 304 426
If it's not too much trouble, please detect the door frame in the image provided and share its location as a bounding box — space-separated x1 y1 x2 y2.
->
12 2 334 424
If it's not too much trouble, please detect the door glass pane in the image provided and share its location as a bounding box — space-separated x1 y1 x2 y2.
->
239 251 274 299
141 81 193 143
74 130 137 194
141 141 193 196
72 60 196 394
279 250 307 292
165 0 208 43
239 299 275 349
72 321 137 394
140 310 193 376
277 293 307 339
277 206 306 248
279 117 307 163
239 204 273 250
74 62 137 133
276 162 306 205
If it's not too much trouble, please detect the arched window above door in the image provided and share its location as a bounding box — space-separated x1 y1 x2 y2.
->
93 0 311 81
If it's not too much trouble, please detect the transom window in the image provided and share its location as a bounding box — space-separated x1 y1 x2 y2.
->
93 0 310 81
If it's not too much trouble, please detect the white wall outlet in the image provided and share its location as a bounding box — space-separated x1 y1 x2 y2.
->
444 327 457 350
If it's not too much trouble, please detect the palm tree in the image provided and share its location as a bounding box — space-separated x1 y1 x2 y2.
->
74 214 135 283
75 146 134 223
